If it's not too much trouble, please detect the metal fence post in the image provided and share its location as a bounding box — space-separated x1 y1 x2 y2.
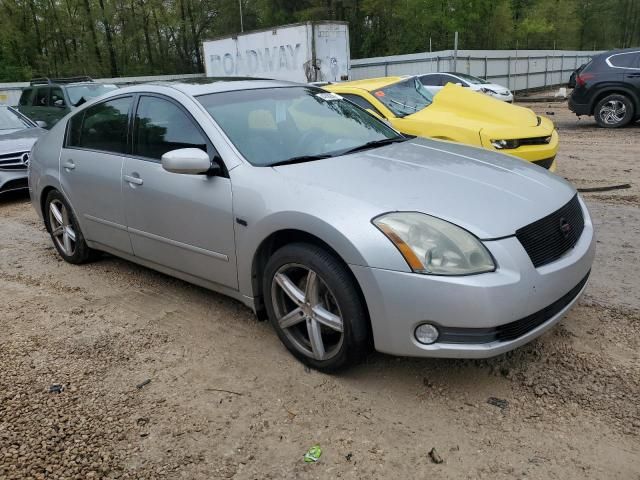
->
484 56 488 79
436 56 440 72
560 55 564 83
507 56 511 90
526 57 530 91
544 55 548 87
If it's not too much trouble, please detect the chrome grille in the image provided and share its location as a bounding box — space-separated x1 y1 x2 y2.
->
0 151 29 171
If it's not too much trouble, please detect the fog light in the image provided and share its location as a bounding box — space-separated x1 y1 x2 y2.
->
415 323 439 345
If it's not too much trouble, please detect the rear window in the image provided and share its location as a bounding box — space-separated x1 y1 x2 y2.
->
19 88 34 106
66 84 118 107
608 52 640 69
34 87 49 107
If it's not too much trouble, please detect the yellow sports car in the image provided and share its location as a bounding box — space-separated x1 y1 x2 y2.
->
326 76 558 171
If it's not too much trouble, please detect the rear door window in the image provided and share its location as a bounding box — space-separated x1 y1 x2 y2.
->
19 88 34 106
67 96 132 154
50 87 66 107
133 96 208 160
608 52 640 69
33 87 49 107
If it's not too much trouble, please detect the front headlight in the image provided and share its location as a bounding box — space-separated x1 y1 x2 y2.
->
491 139 520 149
373 212 495 275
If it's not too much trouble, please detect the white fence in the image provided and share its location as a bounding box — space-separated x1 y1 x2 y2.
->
350 49 601 91
0 49 601 105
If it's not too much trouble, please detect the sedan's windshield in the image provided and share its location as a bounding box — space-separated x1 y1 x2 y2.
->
0 107 32 130
67 84 118 107
372 78 434 117
449 73 490 85
197 87 403 166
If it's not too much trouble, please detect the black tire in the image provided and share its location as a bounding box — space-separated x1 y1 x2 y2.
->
594 94 635 128
44 190 97 264
263 243 370 372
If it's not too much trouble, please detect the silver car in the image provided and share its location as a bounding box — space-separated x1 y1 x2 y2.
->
28 80 595 371
0 106 47 195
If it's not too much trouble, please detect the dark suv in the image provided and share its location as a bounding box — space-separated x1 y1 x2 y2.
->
17 77 118 129
569 48 640 128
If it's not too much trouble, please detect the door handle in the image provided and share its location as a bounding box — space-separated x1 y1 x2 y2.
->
62 159 75 171
123 174 143 186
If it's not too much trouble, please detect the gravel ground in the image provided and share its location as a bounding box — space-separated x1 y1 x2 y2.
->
1 103 639 479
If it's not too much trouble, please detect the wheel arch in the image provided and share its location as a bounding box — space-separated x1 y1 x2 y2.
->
250 228 371 330
40 185 58 232
589 87 639 115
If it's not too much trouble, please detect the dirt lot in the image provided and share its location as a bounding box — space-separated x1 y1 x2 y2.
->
1 104 639 480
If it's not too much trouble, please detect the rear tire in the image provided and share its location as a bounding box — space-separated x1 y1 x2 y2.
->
594 94 635 128
44 190 97 264
263 243 370 372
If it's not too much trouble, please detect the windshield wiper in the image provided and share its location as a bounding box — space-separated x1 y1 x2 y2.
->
268 154 334 167
389 99 419 112
340 137 409 155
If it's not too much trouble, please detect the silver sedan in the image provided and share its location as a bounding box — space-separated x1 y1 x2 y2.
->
28 80 595 371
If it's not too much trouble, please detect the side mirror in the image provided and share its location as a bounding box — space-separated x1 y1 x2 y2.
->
161 148 215 175
36 120 48 128
455 82 464 87
53 99 66 108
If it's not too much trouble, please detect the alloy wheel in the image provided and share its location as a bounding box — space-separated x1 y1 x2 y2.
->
48 199 77 256
271 263 344 361
599 100 627 125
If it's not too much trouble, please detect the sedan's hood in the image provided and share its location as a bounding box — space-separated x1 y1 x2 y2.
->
484 83 510 93
273 137 575 239
417 84 537 127
0 128 47 154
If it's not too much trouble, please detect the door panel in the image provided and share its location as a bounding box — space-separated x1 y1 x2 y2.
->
60 149 131 253
122 159 237 288
60 96 133 254
123 95 237 289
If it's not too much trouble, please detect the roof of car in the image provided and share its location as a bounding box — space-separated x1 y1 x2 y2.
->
156 78 308 96
593 47 640 61
327 77 406 91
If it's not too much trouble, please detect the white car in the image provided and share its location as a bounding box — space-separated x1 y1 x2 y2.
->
418 72 514 102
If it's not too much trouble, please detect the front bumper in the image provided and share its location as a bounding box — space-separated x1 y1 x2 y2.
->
350 198 595 358
0 170 28 194
487 91 514 103
482 128 559 172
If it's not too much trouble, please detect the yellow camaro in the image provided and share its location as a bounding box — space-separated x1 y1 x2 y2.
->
326 76 558 171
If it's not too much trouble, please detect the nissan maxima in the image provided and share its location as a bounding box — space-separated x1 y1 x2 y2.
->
28 80 595 371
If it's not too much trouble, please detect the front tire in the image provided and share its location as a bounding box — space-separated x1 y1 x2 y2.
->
263 243 370 372
44 190 96 264
594 94 635 128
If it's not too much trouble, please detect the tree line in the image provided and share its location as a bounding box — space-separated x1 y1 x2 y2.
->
0 0 638 81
